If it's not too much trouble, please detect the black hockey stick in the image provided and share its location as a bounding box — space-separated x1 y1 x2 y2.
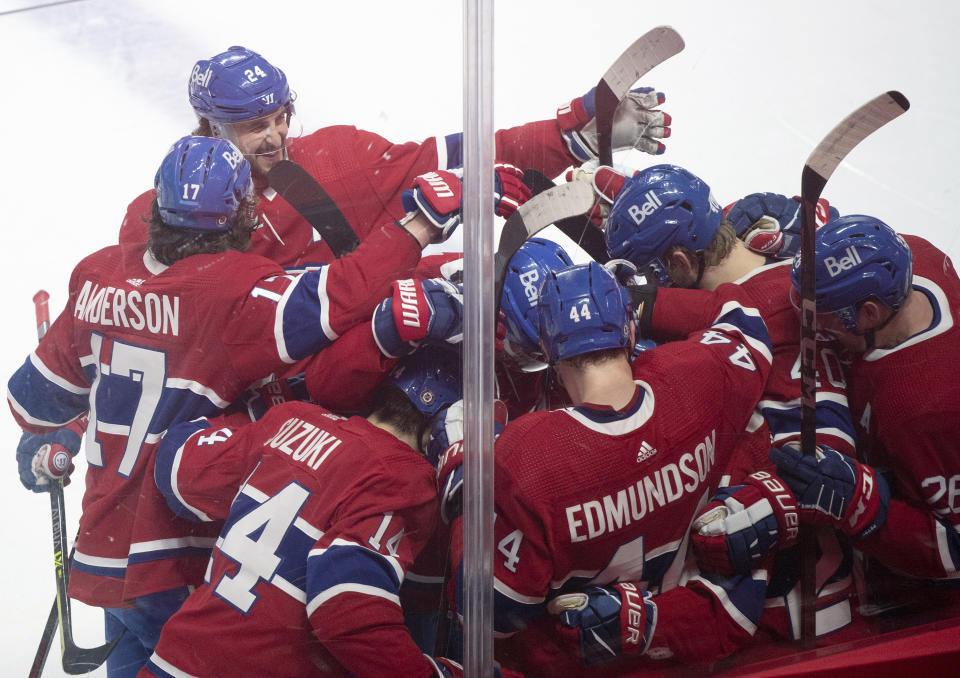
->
31 291 123 675
796 91 909 647
29 546 75 678
493 181 595 316
267 160 361 258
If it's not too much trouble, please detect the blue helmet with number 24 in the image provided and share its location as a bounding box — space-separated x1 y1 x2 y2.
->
155 135 252 232
790 214 913 331
537 262 632 364
189 45 295 124
604 164 723 280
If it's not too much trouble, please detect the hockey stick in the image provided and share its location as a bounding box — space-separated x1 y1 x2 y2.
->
31 290 123 675
596 25 685 168
267 160 361 258
561 26 685 262
796 91 909 647
493 181 595 316
29 546 75 678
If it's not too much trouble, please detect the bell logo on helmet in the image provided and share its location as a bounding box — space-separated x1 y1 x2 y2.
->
519 268 540 304
627 190 663 226
190 64 213 89
824 246 863 277
221 147 244 170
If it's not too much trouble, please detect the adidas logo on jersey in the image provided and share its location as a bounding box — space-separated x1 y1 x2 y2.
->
126 278 144 287
636 440 657 463
627 190 663 225
824 246 862 277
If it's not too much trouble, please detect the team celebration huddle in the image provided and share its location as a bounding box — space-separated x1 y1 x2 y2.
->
8 31 960 678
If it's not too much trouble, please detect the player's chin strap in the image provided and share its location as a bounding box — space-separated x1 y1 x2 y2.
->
693 252 707 288
853 305 901 350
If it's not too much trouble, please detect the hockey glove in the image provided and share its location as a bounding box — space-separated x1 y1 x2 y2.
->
372 278 464 358
770 442 890 540
565 166 631 227
493 162 532 218
427 399 507 524
557 87 670 163
550 583 656 666
402 170 464 241
724 192 838 259
691 471 799 576
16 416 86 492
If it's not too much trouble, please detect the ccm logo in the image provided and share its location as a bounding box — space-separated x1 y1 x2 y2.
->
824 246 862 277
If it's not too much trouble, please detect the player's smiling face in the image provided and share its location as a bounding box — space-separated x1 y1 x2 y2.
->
223 108 289 178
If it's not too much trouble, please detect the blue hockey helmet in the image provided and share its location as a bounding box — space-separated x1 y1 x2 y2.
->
500 238 574 365
537 262 632 364
189 46 295 124
790 214 913 332
605 164 723 278
386 345 463 419
154 135 253 232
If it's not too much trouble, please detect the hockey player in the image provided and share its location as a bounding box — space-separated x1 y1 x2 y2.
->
118 45 671 269
771 215 960 585
430 261 774 675
137 347 479 678
602 165 861 641
7 136 471 676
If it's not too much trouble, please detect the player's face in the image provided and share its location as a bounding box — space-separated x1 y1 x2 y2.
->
223 108 290 177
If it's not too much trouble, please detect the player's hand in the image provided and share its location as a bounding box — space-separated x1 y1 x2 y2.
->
557 86 670 163
494 162 532 218
549 583 656 666
16 417 86 493
724 192 838 259
402 170 464 241
692 471 799 575
565 166 632 227
427 399 507 524
372 278 464 358
770 443 890 539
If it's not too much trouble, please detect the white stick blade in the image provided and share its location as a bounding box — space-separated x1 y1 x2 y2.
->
601 26 685 95
513 182 596 241
805 91 910 182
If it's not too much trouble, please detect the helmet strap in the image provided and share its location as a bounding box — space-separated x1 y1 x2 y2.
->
852 305 900 350
693 252 707 288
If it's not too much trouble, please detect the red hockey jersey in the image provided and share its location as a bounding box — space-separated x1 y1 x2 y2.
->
845 235 960 579
7 224 421 607
119 121 576 269
488 300 773 675
143 402 440 678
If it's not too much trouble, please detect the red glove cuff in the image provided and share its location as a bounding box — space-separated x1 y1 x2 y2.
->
556 96 591 130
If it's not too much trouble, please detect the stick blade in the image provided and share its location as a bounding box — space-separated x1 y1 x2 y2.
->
804 91 910 192
62 633 124 675
596 26 685 167
600 26 685 96
493 182 596 308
